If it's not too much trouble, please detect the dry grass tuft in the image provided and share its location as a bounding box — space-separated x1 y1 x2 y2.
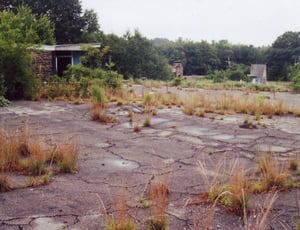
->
0 124 79 190
257 151 291 191
198 159 251 215
132 113 141 132
147 177 169 230
244 191 278 230
54 140 79 173
97 190 137 230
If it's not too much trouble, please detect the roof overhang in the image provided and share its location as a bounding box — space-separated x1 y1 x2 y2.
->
31 43 101 51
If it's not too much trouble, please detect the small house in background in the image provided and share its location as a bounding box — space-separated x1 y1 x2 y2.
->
248 64 267 84
172 61 183 77
31 43 101 78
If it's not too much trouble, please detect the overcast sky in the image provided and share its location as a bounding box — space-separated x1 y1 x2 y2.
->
81 0 300 47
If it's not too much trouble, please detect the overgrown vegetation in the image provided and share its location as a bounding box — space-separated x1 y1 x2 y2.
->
98 190 137 230
0 6 55 100
147 178 169 230
0 124 79 191
93 157 289 229
197 151 298 220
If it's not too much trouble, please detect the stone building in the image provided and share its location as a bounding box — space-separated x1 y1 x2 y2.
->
31 43 101 79
172 61 184 77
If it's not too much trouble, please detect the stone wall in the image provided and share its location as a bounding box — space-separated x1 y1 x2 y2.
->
31 51 53 80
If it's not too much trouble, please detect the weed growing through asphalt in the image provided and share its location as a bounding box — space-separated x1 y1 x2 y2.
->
0 124 79 190
198 159 251 215
183 94 198 115
137 193 149 209
151 89 295 118
257 151 291 191
143 92 155 127
52 140 79 174
147 177 169 230
132 113 141 132
243 191 278 230
97 191 137 230
90 85 116 123
143 117 151 127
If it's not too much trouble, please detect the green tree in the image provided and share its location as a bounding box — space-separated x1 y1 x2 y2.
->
183 41 219 75
157 39 186 67
81 9 103 42
2 0 100 44
122 30 172 79
232 44 266 66
225 64 250 81
212 40 233 70
267 31 300 81
81 46 109 69
101 34 127 74
0 7 55 99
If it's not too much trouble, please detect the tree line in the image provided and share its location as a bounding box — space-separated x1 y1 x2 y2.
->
0 0 299 101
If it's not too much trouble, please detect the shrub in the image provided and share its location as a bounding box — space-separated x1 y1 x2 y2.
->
63 64 93 80
211 70 227 83
172 77 181 86
103 71 123 90
0 7 54 100
0 96 10 107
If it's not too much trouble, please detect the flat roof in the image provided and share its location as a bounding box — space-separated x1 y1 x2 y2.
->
32 43 101 51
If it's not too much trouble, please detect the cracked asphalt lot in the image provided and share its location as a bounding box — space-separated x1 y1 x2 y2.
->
0 96 300 230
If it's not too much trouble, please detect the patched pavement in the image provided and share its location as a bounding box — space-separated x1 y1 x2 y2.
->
0 98 300 230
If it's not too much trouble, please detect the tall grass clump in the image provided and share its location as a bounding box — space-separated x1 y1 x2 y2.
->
97 191 137 230
143 92 155 127
91 85 107 121
90 85 113 123
53 140 79 174
198 159 251 216
0 127 19 171
183 95 198 115
257 151 291 191
147 178 169 230
0 124 79 190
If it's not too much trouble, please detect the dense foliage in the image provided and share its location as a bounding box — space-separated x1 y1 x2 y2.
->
267 31 300 81
102 30 173 80
0 7 55 100
0 0 102 43
63 47 123 90
155 38 267 76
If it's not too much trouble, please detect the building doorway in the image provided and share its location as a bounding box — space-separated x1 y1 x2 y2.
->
56 56 72 77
